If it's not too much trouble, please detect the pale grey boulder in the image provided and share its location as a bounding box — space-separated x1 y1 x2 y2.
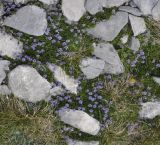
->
8 65 52 103
13 0 29 3
129 14 147 36
79 57 105 79
0 85 11 95
62 0 86 22
0 60 10 84
48 63 78 94
6 0 29 3
4 5 47 36
10 0 57 4
85 0 129 15
58 109 100 135
153 77 160 85
85 0 103 15
129 1 137 7
104 0 130 8
93 43 124 74
39 0 58 5
129 37 140 52
152 0 160 21
139 102 160 119
0 31 23 59
50 86 64 96
87 12 128 41
66 138 99 145
133 0 159 15
119 6 143 16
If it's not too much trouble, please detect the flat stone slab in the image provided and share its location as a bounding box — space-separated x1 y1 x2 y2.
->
129 14 147 36
93 43 124 74
153 77 160 85
58 109 100 135
0 31 23 59
4 5 47 36
104 0 130 8
133 0 159 15
14 0 29 3
139 102 160 119
152 0 160 21
8 65 52 103
129 37 140 52
48 63 78 94
50 86 64 96
87 12 128 41
39 0 58 5
119 6 143 16
0 85 11 95
0 60 10 84
85 0 129 15
79 57 105 79
66 138 99 145
62 0 86 22
85 0 103 15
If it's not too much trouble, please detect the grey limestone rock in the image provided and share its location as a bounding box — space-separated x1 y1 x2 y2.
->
129 37 140 52
62 0 86 22
0 31 23 59
66 138 99 145
8 65 52 103
87 12 128 41
129 14 147 36
139 102 160 119
119 6 143 16
4 5 47 36
79 57 105 79
93 43 124 74
133 0 159 15
58 109 100 135
152 0 160 21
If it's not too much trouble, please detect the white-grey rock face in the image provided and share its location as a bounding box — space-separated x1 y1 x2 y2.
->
13 0 29 3
8 65 52 103
129 14 147 36
129 37 140 52
104 0 130 8
48 63 78 94
87 12 128 41
0 31 23 59
39 0 58 5
119 6 143 16
66 138 99 145
62 0 86 22
153 77 160 85
0 85 11 95
139 102 160 119
85 0 129 15
85 0 103 15
0 60 10 84
50 86 64 96
133 0 159 15
79 57 105 79
4 5 47 36
58 109 100 135
129 1 137 7
152 0 160 21
93 43 124 74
